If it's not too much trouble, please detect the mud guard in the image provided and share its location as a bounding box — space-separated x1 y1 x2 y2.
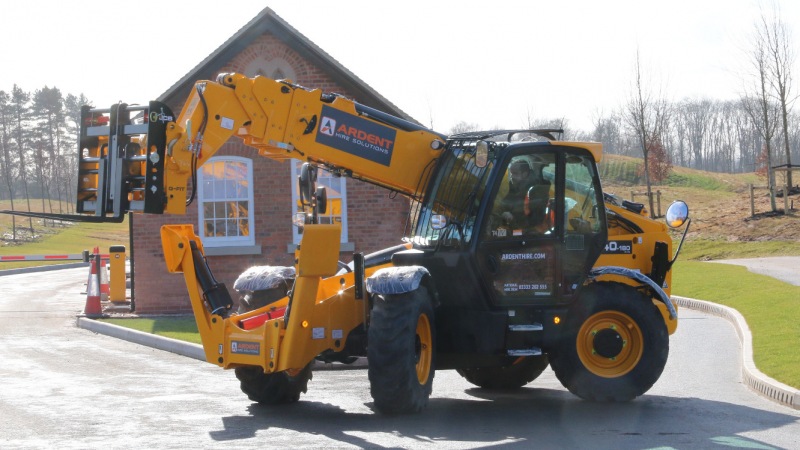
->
588 266 677 320
366 266 430 296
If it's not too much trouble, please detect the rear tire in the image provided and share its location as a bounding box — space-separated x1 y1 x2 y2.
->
457 356 549 390
550 282 668 401
368 287 436 414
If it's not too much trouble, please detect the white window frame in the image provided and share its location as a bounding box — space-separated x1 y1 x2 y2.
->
197 156 256 248
290 159 349 247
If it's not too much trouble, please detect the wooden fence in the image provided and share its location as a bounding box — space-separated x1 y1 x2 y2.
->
630 190 663 218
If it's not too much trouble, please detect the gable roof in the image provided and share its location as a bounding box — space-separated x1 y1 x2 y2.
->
159 7 417 123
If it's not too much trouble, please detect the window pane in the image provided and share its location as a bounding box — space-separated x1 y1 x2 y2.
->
214 202 225 218
203 203 214 218
240 219 249 236
212 161 224 179
204 220 215 237
227 162 246 180
225 180 237 199
238 201 248 218
213 181 225 198
203 180 214 198
214 219 225 237
202 162 215 178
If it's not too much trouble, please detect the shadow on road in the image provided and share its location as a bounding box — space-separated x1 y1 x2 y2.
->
209 386 795 448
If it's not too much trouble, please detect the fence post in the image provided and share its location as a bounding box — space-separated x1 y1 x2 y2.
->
656 190 662 217
750 184 755 217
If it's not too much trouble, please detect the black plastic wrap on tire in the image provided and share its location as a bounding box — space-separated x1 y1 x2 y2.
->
457 356 549 390
550 281 669 402
368 287 435 414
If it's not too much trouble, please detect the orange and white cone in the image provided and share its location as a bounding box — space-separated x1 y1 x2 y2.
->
84 256 103 317
99 257 109 302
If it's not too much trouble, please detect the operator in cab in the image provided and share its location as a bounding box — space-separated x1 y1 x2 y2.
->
496 157 551 235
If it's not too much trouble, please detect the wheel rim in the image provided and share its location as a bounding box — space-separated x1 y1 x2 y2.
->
576 310 643 378
414 313 433 385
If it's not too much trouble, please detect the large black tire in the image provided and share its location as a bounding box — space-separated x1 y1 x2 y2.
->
550 282 668 402
234 365 312 405
368 287 436 414
234 282 310 405
457 356 549 390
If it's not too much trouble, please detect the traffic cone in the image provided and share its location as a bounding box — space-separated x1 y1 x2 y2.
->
99 256 110 301
85 247 100 293
84 256 103 317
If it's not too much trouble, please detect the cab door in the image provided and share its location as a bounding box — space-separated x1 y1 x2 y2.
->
476 145 606 306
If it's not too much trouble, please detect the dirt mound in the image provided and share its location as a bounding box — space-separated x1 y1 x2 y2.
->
604 181 800 243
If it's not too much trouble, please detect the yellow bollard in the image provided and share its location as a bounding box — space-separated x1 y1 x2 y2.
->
109 245 127 303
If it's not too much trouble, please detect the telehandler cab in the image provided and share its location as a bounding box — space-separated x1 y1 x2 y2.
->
8 73 691 414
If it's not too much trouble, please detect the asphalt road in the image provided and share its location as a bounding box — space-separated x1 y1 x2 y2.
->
710 256 800 286
1 267 799 449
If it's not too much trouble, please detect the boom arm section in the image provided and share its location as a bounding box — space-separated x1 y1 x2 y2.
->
76 73 446 221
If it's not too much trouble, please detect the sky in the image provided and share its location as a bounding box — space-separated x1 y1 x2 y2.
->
2 0 799 134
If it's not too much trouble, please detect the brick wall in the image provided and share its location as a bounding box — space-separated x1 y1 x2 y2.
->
133 33 410 314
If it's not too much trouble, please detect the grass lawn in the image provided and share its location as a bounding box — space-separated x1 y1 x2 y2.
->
672 261 800 389
678 238 800 261
1 200 129 270
102 316 201 345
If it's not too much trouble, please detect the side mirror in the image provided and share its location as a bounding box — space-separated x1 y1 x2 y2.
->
475 141 489 168
665 200 689 228
665 200 691 265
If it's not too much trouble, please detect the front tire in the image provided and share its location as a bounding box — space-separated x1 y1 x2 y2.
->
550 282 668 401
234 365 312 405
457 356 549 390
234 281 310 405
368 287 436 414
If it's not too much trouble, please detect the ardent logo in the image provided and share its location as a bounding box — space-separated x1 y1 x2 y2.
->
319 117 336 136
315 105 396 167
231 340 260 355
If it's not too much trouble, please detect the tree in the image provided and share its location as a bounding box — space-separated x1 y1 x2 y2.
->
677 98 713 170
760 5 795 189
624 50 670 219
33 86 66 223
10 85 34 231
0 90 18 239
642 134 672 183
64 93 91 214
449 121 480 135
742 10 782 212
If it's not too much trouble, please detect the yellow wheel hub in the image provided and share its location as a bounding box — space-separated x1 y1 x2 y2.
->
415 314 433 384
576 310 643 378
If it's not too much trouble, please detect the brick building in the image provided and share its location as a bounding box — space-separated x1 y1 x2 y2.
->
133 8 416 314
